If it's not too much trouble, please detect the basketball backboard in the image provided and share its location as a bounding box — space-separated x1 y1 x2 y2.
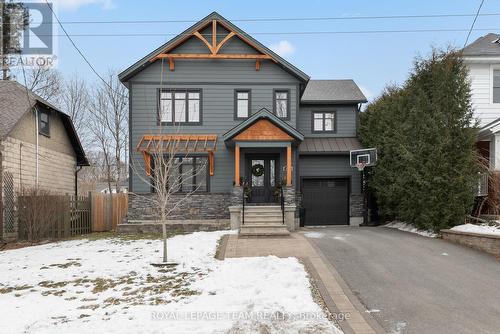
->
350 148 377 168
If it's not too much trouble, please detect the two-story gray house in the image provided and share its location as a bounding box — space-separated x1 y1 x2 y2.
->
119 12 366 234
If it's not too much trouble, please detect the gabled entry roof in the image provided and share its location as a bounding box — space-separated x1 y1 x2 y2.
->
223 108 304 144
118 12 310 83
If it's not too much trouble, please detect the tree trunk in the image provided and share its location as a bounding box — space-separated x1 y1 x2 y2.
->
162 222 167 263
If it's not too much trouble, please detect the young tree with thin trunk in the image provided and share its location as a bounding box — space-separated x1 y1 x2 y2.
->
132 128 208 263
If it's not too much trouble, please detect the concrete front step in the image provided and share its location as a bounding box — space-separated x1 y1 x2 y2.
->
244 211 284 217
244 206 282 212
243 216 284 223
239 226 290 237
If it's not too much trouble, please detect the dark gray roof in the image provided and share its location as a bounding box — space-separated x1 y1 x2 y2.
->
299 137 361 154
0 80 89 166
301 80 367 104
462 33 500 56
119 11 310 83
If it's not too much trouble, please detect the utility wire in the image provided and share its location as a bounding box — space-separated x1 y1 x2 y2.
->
43 0 126 98
464 0 486 47
29 27 500 38
7 12 500 25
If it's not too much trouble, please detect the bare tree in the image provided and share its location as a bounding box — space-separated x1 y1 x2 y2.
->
103 69 128 193
87 70 128 194
60 72 90 146
132 131 208 263
24 67 62 103
1 0 29 79
88 85 114 194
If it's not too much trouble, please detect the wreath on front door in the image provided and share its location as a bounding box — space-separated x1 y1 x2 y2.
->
251 163 265 177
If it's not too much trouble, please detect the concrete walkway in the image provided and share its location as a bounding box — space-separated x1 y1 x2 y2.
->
223 233 385 334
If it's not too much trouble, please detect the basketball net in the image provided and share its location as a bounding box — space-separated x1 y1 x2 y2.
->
355 162 366 171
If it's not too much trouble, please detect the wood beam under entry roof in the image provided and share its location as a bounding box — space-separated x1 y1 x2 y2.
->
149 18 276 71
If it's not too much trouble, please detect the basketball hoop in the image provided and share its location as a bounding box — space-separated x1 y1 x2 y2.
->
355 162 366 171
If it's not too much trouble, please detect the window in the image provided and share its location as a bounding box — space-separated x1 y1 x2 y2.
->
152 156 208 193
313 112 335 132
494 69 500 103
38 109 50 136
159 90 201 124
274 90 289 118
235 90 250 119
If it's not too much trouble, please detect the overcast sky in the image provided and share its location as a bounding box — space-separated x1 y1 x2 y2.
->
30 0 500 101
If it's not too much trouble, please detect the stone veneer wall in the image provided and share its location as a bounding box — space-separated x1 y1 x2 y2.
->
350 194 364 218
441 229 500 257
128 191 242 222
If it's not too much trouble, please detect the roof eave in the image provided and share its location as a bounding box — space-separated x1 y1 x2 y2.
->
223 108 304 143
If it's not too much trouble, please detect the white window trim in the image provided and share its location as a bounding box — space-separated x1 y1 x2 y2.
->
490 64 500 105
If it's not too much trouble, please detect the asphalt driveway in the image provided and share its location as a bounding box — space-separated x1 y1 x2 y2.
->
304 226 500 334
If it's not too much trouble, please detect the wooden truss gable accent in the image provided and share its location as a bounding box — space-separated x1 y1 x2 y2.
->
136 134 217 176
233 119 294 141
149 19 276 71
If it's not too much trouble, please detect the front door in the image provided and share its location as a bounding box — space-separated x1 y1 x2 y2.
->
246 155 278 203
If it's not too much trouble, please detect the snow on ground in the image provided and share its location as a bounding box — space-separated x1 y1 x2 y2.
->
0 231 340 334
384 221 437 238
303 232 325 239
450 223 500 236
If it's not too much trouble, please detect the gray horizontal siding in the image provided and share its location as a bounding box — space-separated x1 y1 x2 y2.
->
299 155 361 194
129 59 299 84
130 82 298 193
298 104 358 137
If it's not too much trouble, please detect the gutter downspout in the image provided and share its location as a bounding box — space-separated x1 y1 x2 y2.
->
75 166 83 198
34 106 39 188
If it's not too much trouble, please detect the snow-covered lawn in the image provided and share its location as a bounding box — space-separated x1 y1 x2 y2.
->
384 221 438 238
0 231 340 334
450 223 500 236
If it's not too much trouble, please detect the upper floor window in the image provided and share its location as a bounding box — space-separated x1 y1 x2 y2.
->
274 90 289 119
313 112 335 132
159 90 201 124
38 109 50 136
494 69 500 104
235 90 250 119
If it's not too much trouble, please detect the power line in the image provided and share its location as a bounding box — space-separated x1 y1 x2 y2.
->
464 0 486 47
29 27 500 38
7 12 500 25
43 0 125 97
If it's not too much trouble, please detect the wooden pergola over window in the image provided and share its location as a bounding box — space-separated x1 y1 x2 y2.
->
136 134 217 176
149 19 277 71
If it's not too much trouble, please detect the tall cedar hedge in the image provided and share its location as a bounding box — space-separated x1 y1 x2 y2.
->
359 49 478 232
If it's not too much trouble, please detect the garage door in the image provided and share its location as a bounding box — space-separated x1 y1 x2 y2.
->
302 178 349 226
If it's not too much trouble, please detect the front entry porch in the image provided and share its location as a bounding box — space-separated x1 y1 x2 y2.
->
223 108 303 236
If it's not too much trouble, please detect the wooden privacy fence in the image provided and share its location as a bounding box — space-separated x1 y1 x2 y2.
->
17 192 128 240
18 194 91 240
91 193 128 232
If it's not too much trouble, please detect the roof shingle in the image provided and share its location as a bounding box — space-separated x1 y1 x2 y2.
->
462 33 500 56
301 80 367 104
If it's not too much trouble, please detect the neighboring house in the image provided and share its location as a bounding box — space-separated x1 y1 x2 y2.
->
0 81 89 239
96 179 129 194
119 12 366 232
463 33 500 169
